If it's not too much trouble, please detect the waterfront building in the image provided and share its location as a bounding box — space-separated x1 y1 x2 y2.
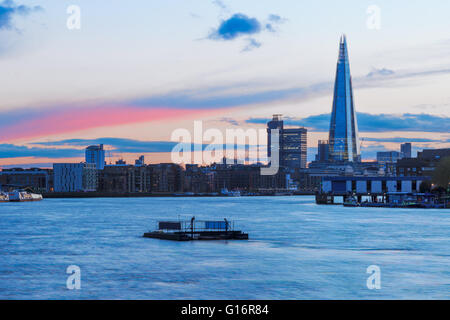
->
0 168 53 193
299 161 383 192
396 158 435 177
401 143 412 158
98 165 151 193
212 163 290 192
85 144 105 170
396 148 450 177
293 167 341 192
267 114 307 170
99 163 184 193
321 176 430 195
149 163 184 193
417 148 450 161
328 35 361 162
53 163 98 192
184 164 215 193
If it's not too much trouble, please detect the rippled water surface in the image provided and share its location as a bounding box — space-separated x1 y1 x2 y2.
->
0 196 449 299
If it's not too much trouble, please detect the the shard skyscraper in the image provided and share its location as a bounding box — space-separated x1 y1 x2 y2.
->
329 35 361 162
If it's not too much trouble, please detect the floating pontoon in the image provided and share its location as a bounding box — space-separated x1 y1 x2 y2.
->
143 217 249 241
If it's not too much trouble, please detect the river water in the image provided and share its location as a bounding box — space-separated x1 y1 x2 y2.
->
0 196 448 299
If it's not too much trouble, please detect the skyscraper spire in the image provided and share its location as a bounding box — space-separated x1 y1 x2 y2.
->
328 34 360 162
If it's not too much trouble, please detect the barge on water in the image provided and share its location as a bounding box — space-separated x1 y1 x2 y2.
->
8 190 43 202
0 190 43 202
143 217 249 241
340 192 450 209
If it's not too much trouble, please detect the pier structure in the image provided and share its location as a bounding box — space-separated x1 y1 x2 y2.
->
143 217 249 241
316 176 431 204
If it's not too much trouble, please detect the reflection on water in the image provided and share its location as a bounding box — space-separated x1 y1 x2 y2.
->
0 196 449 299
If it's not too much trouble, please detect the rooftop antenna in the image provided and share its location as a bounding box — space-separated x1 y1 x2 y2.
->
107 148 112 165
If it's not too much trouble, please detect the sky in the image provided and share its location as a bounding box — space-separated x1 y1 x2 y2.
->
1 0 450 168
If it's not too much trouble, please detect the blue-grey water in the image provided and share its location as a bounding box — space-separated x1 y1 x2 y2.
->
0 196 449 300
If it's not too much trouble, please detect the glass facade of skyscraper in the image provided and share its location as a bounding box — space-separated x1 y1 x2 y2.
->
329 35 361 162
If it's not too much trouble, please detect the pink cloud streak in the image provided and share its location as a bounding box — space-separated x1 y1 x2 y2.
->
0 106 220 143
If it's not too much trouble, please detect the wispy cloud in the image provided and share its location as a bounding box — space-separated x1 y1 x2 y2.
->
136 64 450 110
211 0 228 11
0 107 213 142
220 117 239 126
0 139 189 161
0 0 43 30
131 85 308 109
366 67 395 78
0 139 183 162
2 62 450 142
246 113 450 133
0 143 82 159
33 138 179 154
242 38 261 52
265 14 287 33
361 137 449 143
32 138 256 154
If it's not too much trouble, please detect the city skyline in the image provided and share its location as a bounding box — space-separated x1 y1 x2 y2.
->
1 0 450 168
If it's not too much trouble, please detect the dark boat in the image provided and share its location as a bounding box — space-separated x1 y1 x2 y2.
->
143 217 249 241
343 196 359 207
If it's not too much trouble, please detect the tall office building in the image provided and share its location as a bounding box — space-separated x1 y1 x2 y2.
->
316 140 330 162
267 115 307 170
85 144 105 170
401 143 412 159
328 35 361 162
267 114 284 161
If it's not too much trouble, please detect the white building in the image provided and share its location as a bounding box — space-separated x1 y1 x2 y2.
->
321 176 428 194
85 144 105 170
53 163 98 192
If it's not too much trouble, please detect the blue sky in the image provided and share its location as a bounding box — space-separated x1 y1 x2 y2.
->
0 0 449 166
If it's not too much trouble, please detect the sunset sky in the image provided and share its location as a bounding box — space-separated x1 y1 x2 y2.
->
1 0 450 168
